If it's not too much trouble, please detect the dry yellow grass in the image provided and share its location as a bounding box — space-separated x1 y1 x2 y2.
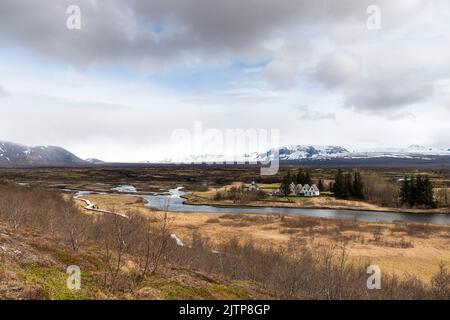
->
187 185 450 214
80 193 450 282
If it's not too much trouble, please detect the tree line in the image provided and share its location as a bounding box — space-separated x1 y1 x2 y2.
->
400 175 436 208
331 170 364 200
279 170 324 196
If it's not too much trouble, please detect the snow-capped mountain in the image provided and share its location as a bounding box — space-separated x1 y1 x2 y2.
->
159 153 259 164
257 145 350 161
158 144 450 164
0 141 87 167
85 158 105 165
158 146 350 163
346 145 450 159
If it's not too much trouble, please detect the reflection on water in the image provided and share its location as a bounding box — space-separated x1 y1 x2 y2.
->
141 188 450 225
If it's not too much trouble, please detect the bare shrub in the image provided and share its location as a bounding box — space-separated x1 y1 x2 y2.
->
1 184 448 300
362 173 400 207
214 186 266 204
431 263 450 299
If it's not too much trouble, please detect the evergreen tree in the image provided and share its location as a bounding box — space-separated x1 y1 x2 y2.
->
280 171 292 196
400 175 435 208
343 173 353 199
295 169 312 185
400 177 411 206
318 179 324 192
352 171 365 200
295 170 305 185
304 171 312 185
423 176 436 208
333 170 344 199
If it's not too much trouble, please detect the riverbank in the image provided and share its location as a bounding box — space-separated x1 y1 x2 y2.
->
182 193 450 215
77 192 450 282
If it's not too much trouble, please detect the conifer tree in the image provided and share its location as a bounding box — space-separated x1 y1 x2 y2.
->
318 179 324 192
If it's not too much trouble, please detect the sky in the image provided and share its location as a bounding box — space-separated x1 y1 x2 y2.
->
1 0 450 162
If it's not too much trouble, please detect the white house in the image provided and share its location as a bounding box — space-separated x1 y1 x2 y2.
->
272 183 320 197
294 184 303 194
300 184 310 195
289 182 297 196
305 184 320 197
294 183 321 197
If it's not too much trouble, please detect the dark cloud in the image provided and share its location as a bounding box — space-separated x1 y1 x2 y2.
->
0 0 439 114
345 77 434 112
315 52 361 89
0 0 421 68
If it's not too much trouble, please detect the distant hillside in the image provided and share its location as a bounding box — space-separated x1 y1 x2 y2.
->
0 141 87 167
257 145 350 161
85 158 105 165
159 144 450 165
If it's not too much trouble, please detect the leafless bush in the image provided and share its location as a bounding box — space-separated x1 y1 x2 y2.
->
363 173 400 207
1 184 448 299
431 263 450 299
435 187 450 208
214 187 266 204
168 233 448 299
0 185 90 249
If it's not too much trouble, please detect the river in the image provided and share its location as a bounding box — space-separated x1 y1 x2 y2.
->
141 188 450 225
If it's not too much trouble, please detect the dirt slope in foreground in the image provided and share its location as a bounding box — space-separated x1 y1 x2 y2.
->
0 221 271 300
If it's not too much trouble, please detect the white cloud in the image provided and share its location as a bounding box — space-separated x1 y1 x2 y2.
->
1 0 450 160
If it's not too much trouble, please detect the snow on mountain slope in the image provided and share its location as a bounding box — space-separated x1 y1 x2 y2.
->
346 145 450 159
158 145 450 163
0 141 87 167
158 146 350 163
257 145 350 161
159 153 259 164
85 158 105 165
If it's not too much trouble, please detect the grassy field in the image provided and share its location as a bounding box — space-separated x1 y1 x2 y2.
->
183 184 450 214
2 165 450 191
1 166 449 298
81 193 450 282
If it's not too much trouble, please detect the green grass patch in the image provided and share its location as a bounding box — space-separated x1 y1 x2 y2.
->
21 265 94 300
209 283 251 300
145 277 215 300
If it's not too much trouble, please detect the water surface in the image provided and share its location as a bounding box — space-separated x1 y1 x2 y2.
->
141 188 450 225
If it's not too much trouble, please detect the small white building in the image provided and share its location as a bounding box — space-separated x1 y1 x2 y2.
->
304 184 320 197
300 184 310 195
272 183 320 197
292 183 321 197
294 184 303 194
249 181 260 192
289 182 297 196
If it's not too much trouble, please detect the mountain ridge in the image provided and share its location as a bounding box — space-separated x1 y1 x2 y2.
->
159 144 450 164
0 141 87 167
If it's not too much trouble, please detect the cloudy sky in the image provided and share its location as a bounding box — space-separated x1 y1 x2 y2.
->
1 0 450 161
